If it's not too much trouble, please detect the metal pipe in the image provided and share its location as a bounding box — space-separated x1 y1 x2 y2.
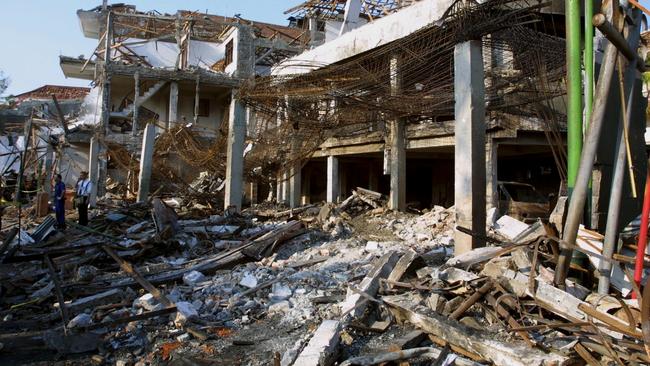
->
566 0 583 190
598 11 641 294
634 165 650 299
554 39 619 288
593 13 647 72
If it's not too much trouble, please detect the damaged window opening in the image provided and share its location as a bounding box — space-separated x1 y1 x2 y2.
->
193 98 210 117
224 40 234 66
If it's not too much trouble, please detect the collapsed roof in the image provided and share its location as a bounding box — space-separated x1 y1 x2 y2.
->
285 0 422 21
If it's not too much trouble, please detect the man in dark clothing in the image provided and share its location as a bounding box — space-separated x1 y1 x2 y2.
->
54 174 66 229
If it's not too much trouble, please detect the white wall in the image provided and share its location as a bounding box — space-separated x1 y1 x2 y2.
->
115 38 226 71
325 19 368 43
272 0 454 76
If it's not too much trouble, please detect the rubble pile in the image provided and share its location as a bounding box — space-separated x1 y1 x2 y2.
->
0 188 648 365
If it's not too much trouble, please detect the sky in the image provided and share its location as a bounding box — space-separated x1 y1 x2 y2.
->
0 0 303 96
2 1 650 96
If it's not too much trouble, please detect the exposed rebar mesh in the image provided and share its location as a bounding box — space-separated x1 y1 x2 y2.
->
239 0 567 182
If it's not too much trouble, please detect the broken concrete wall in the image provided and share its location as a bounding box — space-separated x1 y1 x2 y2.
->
109 82 228 131
59 142 90 187
112 38 226 70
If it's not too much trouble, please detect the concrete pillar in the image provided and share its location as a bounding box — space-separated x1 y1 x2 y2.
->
327 156 340 203
249 182 258 205
193 76 200 125
486 139 498 210
290 164 302 208
224 95 246 211
88 137 100 207
308 18 319 48
137 123 156 203
168 81 179 129
389 55 406 211
339 0 363 36
454 40 487 255
281 171 290 203
276 174 282 203
132 71 140 136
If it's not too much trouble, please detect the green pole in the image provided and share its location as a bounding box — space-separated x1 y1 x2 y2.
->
584 0 593 131
584 0 594 228
567 0 583 191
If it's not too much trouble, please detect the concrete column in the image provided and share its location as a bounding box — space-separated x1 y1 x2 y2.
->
454 40 486 255
193 77 200 125
290 164 302 208
132 71 140 136
308 18 319 48
88 137 100 207
168 81 179 129
486 139 498 210
276 174 282 203
224 95 246 211
327 156 340 203
268 180 276 202
389 55 406 211
339 0 363 36
137 123 156 203
281 171 290 203
249 182 258 205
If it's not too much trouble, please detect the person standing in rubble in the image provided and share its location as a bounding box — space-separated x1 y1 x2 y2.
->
75 171 92 226
54 174 66 229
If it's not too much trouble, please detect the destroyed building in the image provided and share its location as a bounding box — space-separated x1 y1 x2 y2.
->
2 0 650 365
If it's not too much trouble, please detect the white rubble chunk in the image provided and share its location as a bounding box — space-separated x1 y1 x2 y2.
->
133 293 163 311
268 300 291 314
174 302 198 327
67 313 92 328
494 215 529 240
126 221 148 234
365 241 379 251
269 283 292 301
293 320 341 366
183 270 206 286
239 273 258 289
445 246 503 268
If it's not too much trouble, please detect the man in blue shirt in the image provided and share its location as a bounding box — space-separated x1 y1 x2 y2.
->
54 174 66 229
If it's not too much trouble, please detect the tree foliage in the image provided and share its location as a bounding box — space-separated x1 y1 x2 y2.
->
0 71 9 98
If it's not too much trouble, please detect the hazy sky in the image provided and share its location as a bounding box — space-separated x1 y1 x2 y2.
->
1 1 648 96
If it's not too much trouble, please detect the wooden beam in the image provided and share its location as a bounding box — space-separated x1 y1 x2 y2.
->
384 294 570 366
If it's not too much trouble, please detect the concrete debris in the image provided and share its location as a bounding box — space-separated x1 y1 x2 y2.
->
133 293 163 311
0 181 644 366
182 270 206 286
239 273 259 289
493 214 529 240
174 302 198 327
67 313 92 328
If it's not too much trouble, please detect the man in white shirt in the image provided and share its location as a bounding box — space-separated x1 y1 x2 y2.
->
75 171 92 226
